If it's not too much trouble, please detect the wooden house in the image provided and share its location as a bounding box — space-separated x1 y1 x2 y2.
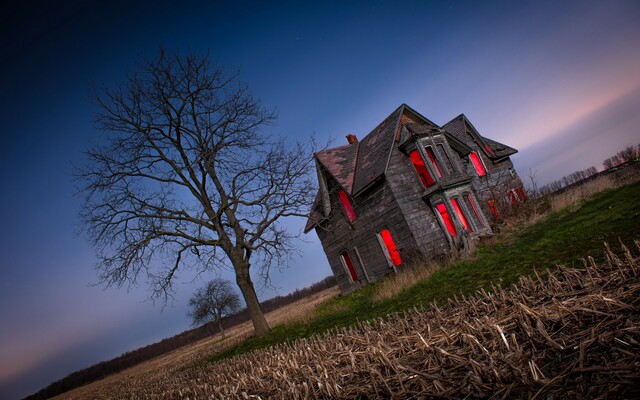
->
305 104 524 294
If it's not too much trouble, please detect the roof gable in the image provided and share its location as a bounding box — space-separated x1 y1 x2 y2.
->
442 114 517 159
315 143 358 193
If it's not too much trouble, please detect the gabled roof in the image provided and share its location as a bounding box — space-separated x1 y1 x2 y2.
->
305 105 516 233
442 114 517 159
352 104 439 194
315 143 358 193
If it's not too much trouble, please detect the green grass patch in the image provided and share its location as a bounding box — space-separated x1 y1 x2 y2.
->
204 181 640 365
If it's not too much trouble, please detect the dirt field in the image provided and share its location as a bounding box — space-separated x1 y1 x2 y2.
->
53 242 639 399
52 286 339 399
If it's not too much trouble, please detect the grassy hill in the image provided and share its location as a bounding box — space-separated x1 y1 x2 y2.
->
48 174 640 399
206 177 640 363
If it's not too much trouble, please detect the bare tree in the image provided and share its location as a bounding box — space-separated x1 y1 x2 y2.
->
188 278 241 339
618 145 637 163
77 50 317 336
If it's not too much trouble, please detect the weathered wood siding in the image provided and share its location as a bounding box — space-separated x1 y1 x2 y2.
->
315 176 418 294
385 146 451 258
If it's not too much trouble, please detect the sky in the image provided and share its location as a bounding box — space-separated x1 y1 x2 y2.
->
1 0 639 398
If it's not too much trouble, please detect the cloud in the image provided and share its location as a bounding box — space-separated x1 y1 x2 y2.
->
514 85 640 185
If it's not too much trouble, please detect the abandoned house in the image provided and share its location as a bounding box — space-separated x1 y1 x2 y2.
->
305 104 525 294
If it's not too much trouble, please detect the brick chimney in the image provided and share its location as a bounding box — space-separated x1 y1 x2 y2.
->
346 134 358 144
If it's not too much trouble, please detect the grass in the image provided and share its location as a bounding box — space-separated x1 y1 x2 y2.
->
204 180 640 365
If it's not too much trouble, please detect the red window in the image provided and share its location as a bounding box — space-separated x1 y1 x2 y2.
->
410 150 435 187
379 229 402 267
436 203 457 236
425 147 443 178
465 194 484 228
488 200 500 219
451 198 471 232
507 189 517 204
516 187 528 202
338 189 356 222
340 251 359 282
484 143 495 157
469 152 486 176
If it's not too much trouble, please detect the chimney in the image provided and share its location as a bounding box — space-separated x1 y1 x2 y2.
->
346 134 358 144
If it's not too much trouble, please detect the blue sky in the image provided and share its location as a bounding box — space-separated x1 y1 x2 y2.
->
1 1 639 398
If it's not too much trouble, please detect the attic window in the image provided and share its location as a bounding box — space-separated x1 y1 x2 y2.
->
340 250 359 282
410 150 435 187
469 152 486 176
337 189 356 222
451 198 471 232
484 143 495 157
378 229 402 267
436 203 457 236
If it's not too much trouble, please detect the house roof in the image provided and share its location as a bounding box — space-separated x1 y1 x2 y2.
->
304 192 323 233
305 105 516 232
442 114 517 159
315 143 358 193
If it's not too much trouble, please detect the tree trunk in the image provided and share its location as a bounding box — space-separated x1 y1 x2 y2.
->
233 259 270 337
218 318 225 339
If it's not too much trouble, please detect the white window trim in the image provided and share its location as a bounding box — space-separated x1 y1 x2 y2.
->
353 246 370 283
339 251 358 283
376 232 398 272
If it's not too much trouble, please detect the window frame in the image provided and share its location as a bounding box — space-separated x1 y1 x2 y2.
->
451 197 472 233
469 151 487 177
337 189 357 222
339 250 359 283
435 202 457 237
464 194 485 228
409 149 435 187
376 229 402 269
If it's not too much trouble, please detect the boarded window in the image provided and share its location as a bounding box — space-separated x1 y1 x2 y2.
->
464 194 484 228
437 144 455 174
469 152 486 176
410 150 435 187
337 189 356 222
340 250 359 282
425 147 443 178
378 229 402 267
436 203 457 236
451 198 471 232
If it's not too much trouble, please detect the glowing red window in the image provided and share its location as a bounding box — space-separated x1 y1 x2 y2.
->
379 229 402 267
410 150 435 187
340 250 359 282
425 147 443 177
469 152 486 176
488 200 500 219
507 190 517 204
451 198 471 232
337 189 356 222
484 143 495 157
436 203 457 236
465 194 484 228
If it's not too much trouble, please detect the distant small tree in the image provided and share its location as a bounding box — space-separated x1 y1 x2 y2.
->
188 278 241 339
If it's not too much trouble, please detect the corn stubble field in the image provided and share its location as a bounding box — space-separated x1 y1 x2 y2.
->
55 240 640 399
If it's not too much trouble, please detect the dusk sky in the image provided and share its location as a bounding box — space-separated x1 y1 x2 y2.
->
1 1 639 398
